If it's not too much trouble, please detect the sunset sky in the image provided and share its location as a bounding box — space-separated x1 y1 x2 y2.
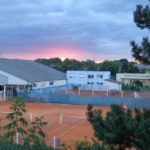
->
0 0 148 62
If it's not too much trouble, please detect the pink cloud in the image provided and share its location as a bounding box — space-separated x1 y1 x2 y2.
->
3 45 86 61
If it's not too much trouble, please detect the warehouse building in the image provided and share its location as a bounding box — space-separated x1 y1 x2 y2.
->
0 59 66 100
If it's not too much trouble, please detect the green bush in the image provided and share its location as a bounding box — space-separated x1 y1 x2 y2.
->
75 139 110 150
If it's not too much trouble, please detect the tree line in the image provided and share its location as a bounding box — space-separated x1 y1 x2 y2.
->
36 58 139 77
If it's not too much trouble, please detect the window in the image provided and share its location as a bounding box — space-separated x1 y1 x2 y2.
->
100 75 103 78
97 74 103 78
49 81 54 85
88 75 94 78
88 82 94 85
100 82 103 85
69 75 75 78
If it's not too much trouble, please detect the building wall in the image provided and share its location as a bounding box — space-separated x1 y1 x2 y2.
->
104 81 121 91
67 71 110 90
116 73 150 87
0 70 28 85
0 74 8 85
32 80 66 89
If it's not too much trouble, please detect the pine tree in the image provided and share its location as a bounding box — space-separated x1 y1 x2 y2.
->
87 105 137 150
87 105 150 150
134 109 150 150
130 1 150 64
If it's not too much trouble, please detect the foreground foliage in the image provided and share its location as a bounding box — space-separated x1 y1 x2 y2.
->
87 105 150 150
0 97 53 150
4 98 28 143
131 0 150 64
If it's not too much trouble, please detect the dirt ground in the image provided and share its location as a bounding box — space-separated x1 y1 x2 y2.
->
0 102 110 147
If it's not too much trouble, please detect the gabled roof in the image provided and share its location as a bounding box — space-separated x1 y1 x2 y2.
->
0 59 66 82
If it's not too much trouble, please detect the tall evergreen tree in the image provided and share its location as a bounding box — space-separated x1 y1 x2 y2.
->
134 109 150 150
87 105 136 150
131 1 150 64
87 105 150 150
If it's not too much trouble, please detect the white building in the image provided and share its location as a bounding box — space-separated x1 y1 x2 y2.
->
104 79 122 91
0 59 66 100
67 71 109 91
67 71 121 91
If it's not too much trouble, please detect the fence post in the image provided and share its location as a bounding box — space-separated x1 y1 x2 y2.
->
65 86 68 95
92 89 94 96
121 91 123 98
53 136 56 149
16 132 19 144
53 136 61 150
106 89 109 96
3 85 6 101
134 91 137 98
78 87 80 95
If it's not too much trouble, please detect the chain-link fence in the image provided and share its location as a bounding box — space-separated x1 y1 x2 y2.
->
18 91 150 109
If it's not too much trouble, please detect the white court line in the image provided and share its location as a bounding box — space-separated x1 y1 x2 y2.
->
60 114 86 124
62 114 86 119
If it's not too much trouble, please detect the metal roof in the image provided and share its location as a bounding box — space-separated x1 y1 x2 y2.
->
0 59 66 82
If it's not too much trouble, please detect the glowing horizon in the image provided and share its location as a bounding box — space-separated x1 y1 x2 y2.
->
2 46 88 61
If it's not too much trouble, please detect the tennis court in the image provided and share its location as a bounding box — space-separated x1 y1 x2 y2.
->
0 102 110 147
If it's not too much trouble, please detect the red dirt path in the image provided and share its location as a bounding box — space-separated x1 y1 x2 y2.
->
0 102 110 147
